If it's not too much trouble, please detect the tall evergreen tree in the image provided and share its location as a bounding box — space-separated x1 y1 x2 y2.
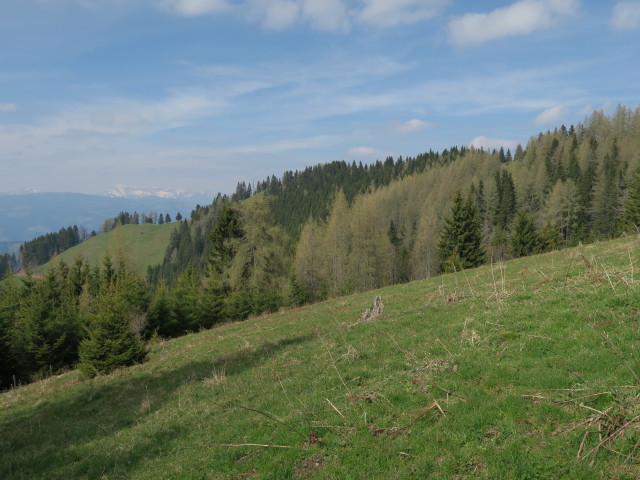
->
510 211 539 258
593 139 623 237
78 279 147 377
0 277 20 389
439 192 485 272
11 265 83 379
621 167 640 232
493 169 517 230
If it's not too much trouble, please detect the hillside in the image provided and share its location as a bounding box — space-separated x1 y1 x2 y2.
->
35 223 178 278
2 235 640 479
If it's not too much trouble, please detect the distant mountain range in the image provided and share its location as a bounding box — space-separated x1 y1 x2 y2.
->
0 191 213 252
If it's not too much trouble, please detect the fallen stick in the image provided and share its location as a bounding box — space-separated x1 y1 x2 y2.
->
387 401 446 436
326 398 346 419
215 402 307 440
200 442 294 449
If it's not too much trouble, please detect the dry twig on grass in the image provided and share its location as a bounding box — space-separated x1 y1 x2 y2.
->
199 442 296 449
215 402 307 440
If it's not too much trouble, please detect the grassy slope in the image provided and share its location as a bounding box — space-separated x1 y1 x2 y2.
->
35 223 177 277
3 235 640 479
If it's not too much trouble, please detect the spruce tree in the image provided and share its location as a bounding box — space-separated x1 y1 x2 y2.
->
539 222 563 252
439 192 485 272
146 280 177 338
622 167 640 232
593 140 623 237
11 266 82 379
78 274 147 377
0 277 20 389
510 211 539 258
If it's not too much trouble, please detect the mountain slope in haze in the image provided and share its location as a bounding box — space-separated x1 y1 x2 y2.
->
35 223 178 278
2 235 640 479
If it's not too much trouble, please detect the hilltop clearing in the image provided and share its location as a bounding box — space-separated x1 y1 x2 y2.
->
34 223 177 278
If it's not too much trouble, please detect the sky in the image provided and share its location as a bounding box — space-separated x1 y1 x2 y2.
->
1 0 639 196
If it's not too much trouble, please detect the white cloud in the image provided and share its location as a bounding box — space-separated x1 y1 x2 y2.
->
249 0 301 29
357 0 449 28
470 136 519 151
385 118 435 134
160 0 448 31
246 0 350 31
610 2 640 31
161 0 233 16
534 104 569 126
348 146 379 156
0 103 17 112
302 0 349 31
448 0 580 47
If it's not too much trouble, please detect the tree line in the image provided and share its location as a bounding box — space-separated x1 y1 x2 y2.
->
19 225 85 270
101 210 182 233
0 255 148 388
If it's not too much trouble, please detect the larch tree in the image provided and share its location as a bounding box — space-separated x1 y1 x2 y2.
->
294 219 327 302
321 191 352 297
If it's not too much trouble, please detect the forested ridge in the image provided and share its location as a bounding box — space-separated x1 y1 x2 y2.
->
1 105 640 388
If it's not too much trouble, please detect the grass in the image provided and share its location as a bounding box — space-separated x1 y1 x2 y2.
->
3 235 640 479
34 223 177 277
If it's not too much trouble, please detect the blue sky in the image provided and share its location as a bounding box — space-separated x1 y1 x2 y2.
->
1 0 639 196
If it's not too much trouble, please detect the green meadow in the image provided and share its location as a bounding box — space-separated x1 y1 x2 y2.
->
3 235 640 479
35 223 177 278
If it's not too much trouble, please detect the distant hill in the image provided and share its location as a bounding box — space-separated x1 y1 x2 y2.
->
0 192 212 248
35 223 178 278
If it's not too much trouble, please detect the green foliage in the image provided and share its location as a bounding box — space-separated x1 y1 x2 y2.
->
621 167 640 232
439 192 485 272
146 280 177 338
0 277 20 388
11 264 83 379
510 211 539 258
492 169 517 230
593 139 624 237
208 203 244 275
0 253 17 281
539 222 563 252
20 225 82 269
78 280 147 378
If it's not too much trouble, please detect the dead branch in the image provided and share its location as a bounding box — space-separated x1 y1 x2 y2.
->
326 398 346 419
199 442 295 449
216 402 307 440
381 327 417 361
